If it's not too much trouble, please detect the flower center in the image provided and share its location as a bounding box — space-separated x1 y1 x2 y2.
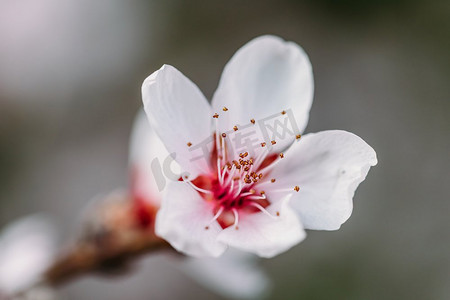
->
188 151 276 230
184 107 301 230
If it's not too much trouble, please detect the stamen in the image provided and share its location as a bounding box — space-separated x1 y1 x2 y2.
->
296 134 301 140
222 133 227 138
205 206 225 230
214 118 223 184
271 178 276 183
281 110 286 115
224 164 237 187
222 107 228 111
250 119 255 124
271 140 277 145
185 180 212 194
220 163 228 183
233 180 244 198
267 186 301 194
228 175 236 193
249 202 277 219
233 125 238 131
239 152 249 158
246 195 267 201
232 208 239 230
279 153 284 158
187 142 192 147
240 191 257 197
213 113 219 118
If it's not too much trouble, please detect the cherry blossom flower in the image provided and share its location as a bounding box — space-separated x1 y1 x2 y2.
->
141 35 377 258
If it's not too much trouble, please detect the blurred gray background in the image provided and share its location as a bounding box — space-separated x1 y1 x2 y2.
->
1 0 449 299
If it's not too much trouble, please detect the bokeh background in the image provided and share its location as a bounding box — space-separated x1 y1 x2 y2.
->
1 0 449 299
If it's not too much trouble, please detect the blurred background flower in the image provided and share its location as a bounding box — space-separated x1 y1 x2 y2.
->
0 214 57 296
0 0 449 299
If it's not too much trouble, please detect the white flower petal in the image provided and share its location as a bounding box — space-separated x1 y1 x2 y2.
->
212 35 313 152
268 130 377 230
180 249 271 300
129 109 181 206
155 181 227 257
142 65 213 179
0 215 57 294
217 197 305 258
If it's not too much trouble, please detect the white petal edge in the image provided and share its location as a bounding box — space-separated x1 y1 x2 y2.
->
0 214 57 295
267 130 377 230
179 249 271 300
129 109 182 207
217 196 306 258
142 64 213 179
155 181 227 257
212 35 314 153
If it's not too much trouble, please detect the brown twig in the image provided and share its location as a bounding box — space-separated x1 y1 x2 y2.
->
43 192 171 286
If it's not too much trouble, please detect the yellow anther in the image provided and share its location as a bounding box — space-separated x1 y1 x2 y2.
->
213 113 219 118
294 186 300 192
223 107 228 111
187 142 192 147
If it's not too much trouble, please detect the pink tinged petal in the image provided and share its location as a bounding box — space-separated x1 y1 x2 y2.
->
180 249 271 300
155 181 227 257
0 215 57 294
129 109 182 206
212 35 314 152
142 64 213 179
217 197 306 258
268 130 378 230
